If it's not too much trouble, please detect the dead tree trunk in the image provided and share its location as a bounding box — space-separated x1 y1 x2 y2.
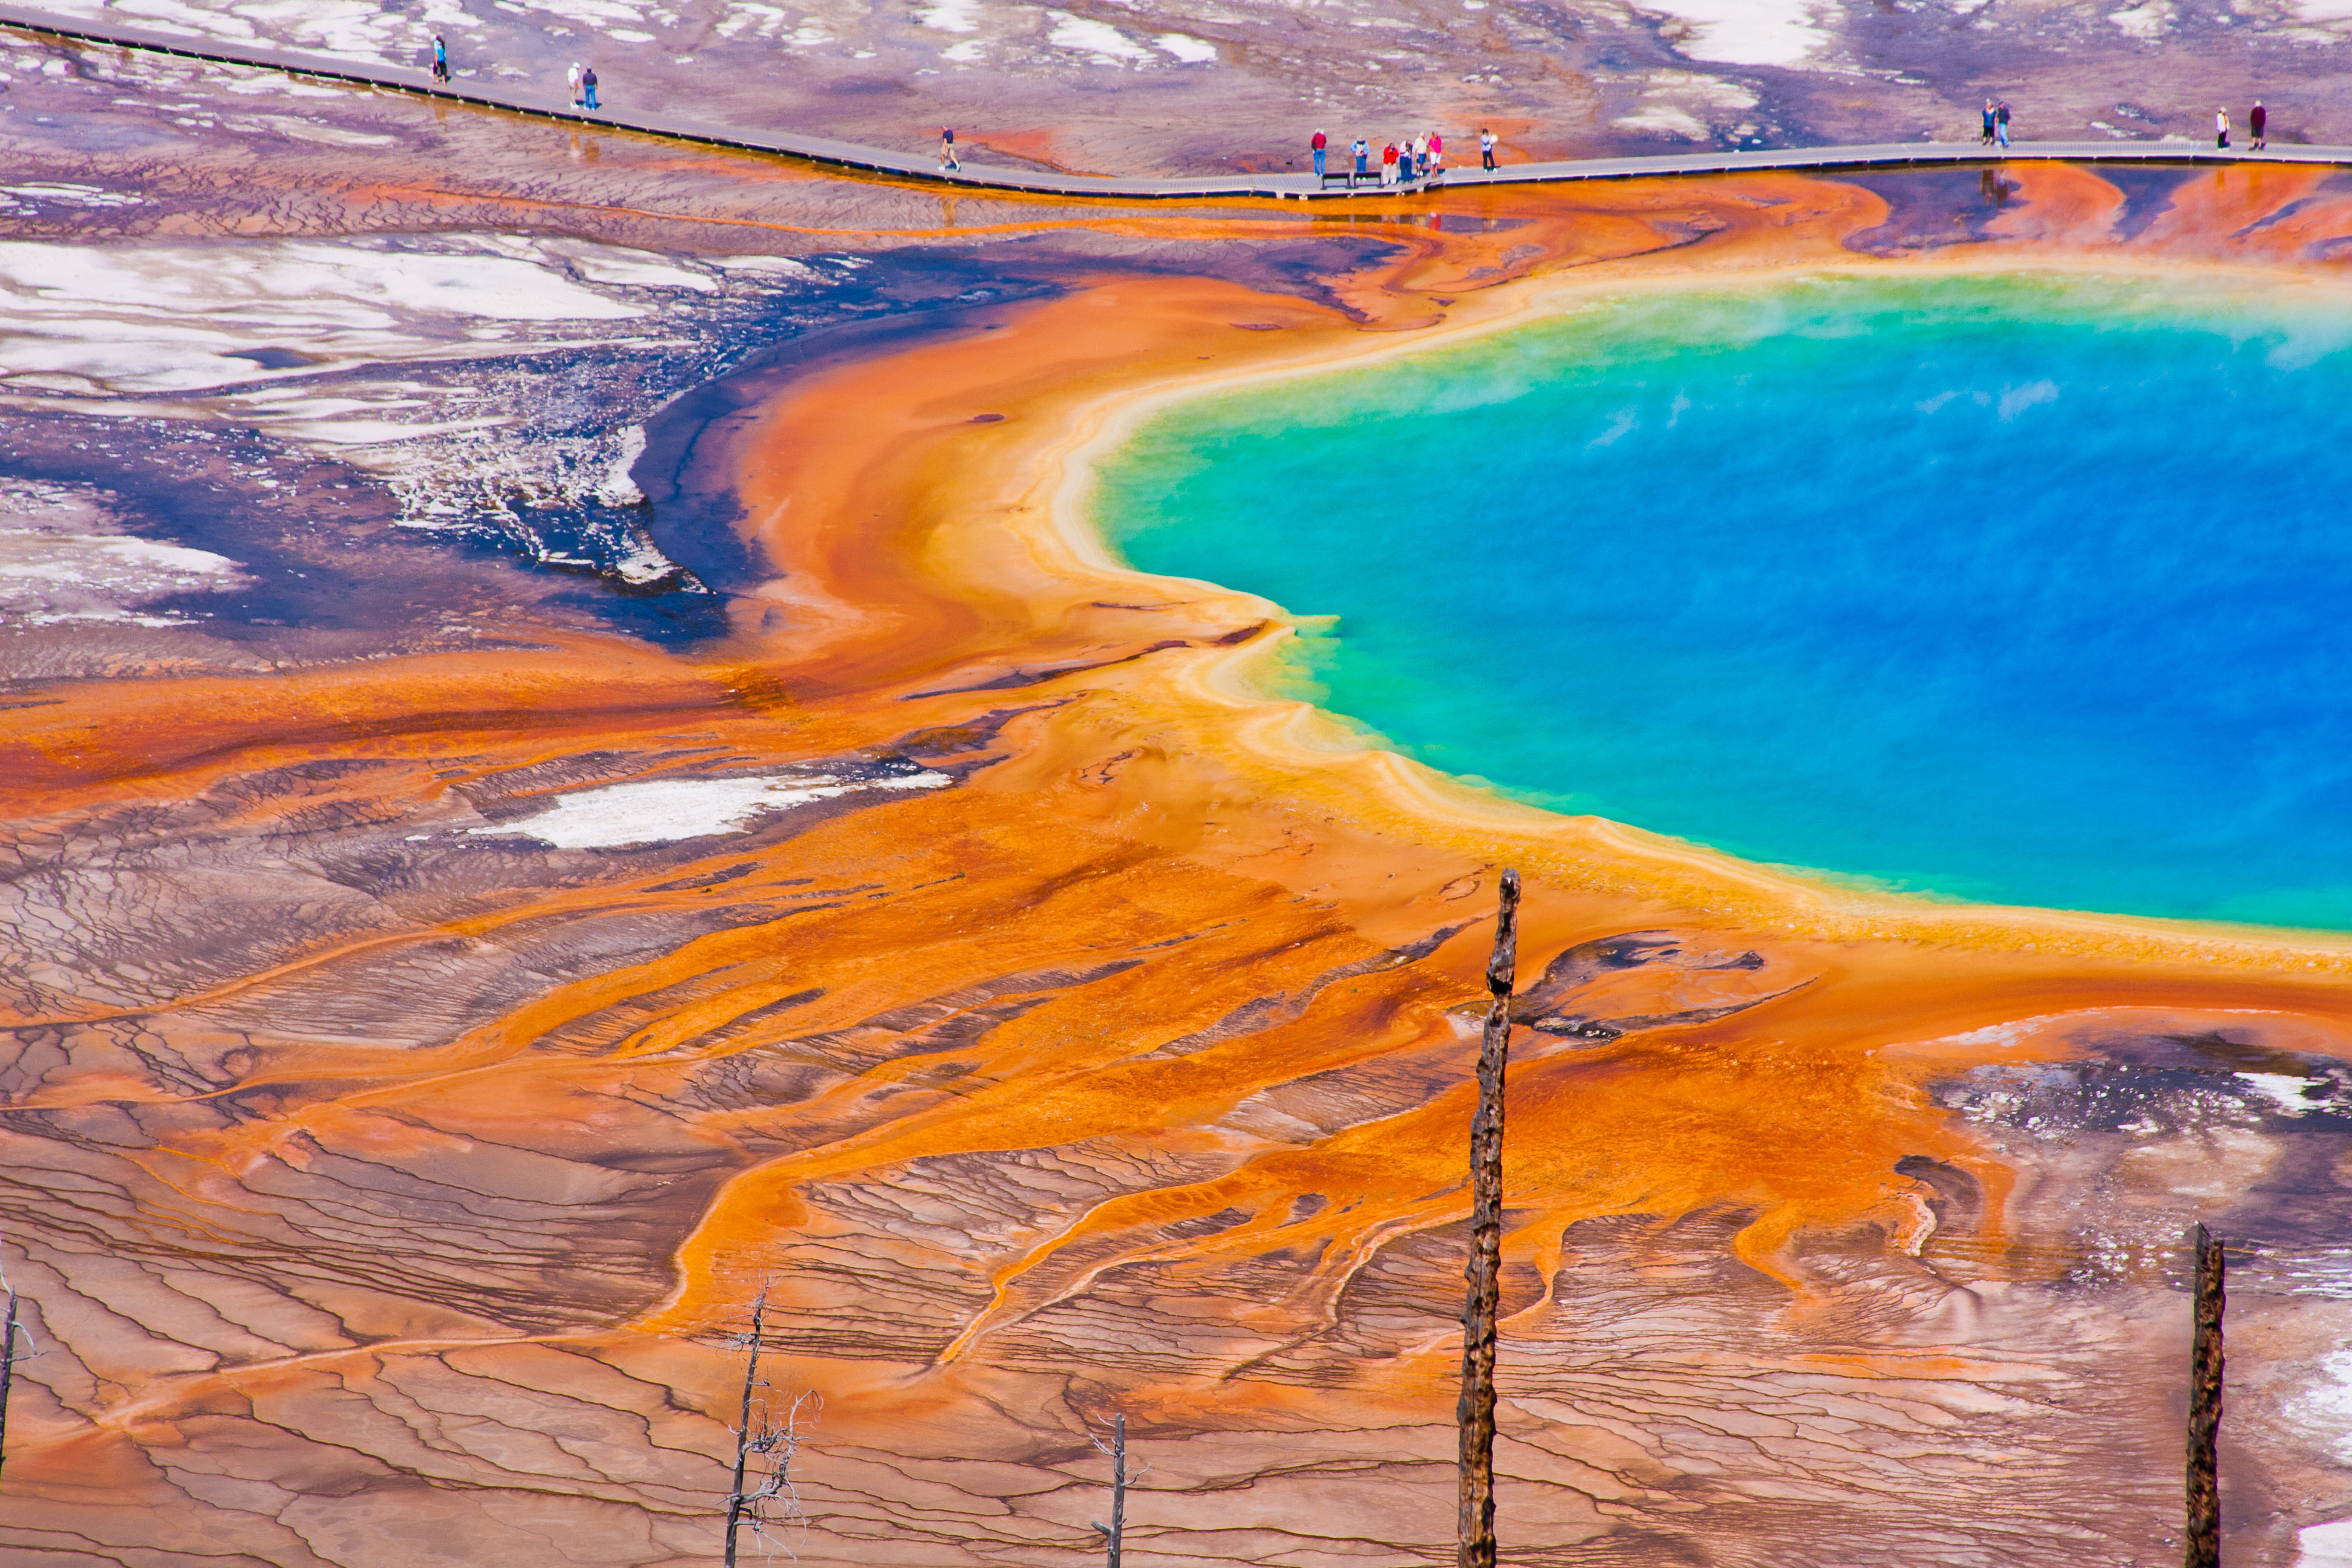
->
722 1283 814 1567
0 1285 18 1491
1458 868 1520 1568
2186 1223 2225 1568
724 1284 769 1568
1091 1412 1148 1567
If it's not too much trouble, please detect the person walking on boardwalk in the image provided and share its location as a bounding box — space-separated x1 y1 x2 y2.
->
1480 126 1496 169
566 61 583 105
1994 99 2011 148
431 33 448 83
581 65 598 109
941 126 958 171
2251 99 2267 149
1352 136 1368 176
1980 99 1996 146
2215 106 2230 148
1428 129 1444 178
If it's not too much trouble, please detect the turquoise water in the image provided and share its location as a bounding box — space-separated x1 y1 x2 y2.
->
1091 274 2352 929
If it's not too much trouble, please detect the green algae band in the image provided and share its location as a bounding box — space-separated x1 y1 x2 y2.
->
1091 273 2352 930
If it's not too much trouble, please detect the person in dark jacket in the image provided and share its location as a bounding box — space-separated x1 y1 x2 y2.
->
1994 100 2011 148
941 126 958 170
2251 100 2267 149
581 65 598 110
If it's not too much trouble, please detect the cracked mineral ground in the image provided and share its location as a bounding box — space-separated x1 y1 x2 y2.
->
8 12 2352 1568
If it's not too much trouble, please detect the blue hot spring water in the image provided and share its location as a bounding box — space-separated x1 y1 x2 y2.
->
1088 273 2352 930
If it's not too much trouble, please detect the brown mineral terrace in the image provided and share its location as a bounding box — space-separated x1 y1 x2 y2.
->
6 162 2352 1566
6 2 2352 202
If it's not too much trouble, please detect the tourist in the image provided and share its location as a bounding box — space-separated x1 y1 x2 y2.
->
941 126 958 171
2215 107 2230 149
1412 132 1427 178
1980 99 1996 146
1382 140 1399 185
432 34 449 83
567 61 583 105
581 65 598 110
1995 100 2011 148
1428 129 1443 176
1480 126 1497 170
1352 136 1368 177
1312 128 1327 178
2252 99 2267 149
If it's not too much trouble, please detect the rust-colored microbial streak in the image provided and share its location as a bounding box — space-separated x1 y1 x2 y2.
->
7 168 2352 1566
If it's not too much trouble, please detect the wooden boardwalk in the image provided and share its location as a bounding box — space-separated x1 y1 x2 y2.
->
6 0 2349 201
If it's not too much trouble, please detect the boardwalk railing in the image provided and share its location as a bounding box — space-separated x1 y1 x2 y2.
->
6 1 2352 201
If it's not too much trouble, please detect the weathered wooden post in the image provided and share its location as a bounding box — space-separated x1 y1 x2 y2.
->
1458 868 1520 1568
2186 1222 2225 1568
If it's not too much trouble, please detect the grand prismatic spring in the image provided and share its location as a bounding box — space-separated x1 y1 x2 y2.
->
13 2 2352 1564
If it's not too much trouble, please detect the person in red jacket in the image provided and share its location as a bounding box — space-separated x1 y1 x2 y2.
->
1312 128 1327 178
1381 140 1399 185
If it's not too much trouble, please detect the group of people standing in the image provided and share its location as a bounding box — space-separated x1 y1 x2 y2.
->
1311 128 1500 185
1978 99 2012 148
427 34 599 108
1365 131 1446 185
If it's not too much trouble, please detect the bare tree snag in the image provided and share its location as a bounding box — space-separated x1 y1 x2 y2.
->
1090 1411 1148 1567
0 1251 36 1495
1458 867 1520 1568
2186 1223 2225 1568
0 1284 17 1491
724 1282 817 1567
